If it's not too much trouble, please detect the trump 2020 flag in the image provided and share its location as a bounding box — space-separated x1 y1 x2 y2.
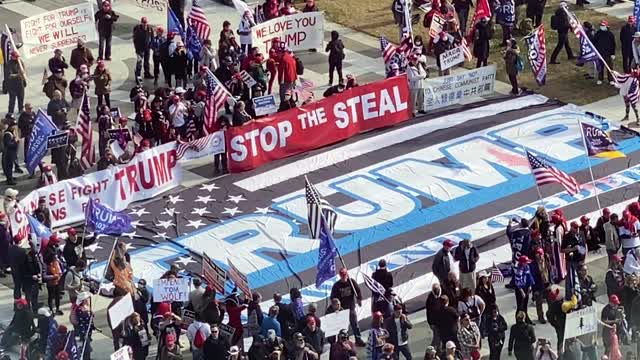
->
635 0 640 31
316 216 338 288
580 122 625 159
85 198 132 236
524 25 547 86
167 7 184 36
27 214 52 253
26 109 58 175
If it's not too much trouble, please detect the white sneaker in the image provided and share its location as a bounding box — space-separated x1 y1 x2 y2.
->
609 81 615 86
597 80 603 85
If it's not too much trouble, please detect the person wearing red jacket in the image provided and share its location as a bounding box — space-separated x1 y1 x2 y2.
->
278 48 298 102
225 292 247 346
267 39 282 95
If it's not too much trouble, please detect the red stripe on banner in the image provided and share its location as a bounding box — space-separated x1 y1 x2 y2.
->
226 75 411 172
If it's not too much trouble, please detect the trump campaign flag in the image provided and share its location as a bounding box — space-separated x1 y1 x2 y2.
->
167 7 184 36
85 198 133 235
316 216 338 288
635 0 640 31
524 25 547 86
580 122 625 159
27 214 52 253
26 109 58 175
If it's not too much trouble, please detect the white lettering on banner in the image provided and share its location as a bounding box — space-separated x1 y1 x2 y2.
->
334 87 408 129
439 47 465 71
251 12 325 55
20 2 98 58
230 121 293 162
422 65 496 111
153 278 190 303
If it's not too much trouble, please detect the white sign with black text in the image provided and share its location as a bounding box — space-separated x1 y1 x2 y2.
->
439 47 464 71
421 64 496 111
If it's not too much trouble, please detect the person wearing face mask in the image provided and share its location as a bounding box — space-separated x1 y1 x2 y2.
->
94 1 119 61
593 19 616 86
472 17 493 68
278 90 298 112
48 49 69 75
203 326 230 360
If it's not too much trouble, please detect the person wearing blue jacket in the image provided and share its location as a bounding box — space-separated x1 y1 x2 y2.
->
261 305 282 337
513 255 536 325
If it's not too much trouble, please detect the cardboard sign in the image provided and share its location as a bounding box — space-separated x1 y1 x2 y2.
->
322 310 350 337
252 95 278 116
108 293 135 330
227 259 251 296
240 70 257 88
47 132 69 150
181 309 196 330
251 12 325 55
20 2 98 58
439 47 465 71
110 346 131 360
429 13 446 38
219 323 236 340
152 278 190 303
564 306 598 339
110 107 122 120
108 129 132 142
202 252 226 294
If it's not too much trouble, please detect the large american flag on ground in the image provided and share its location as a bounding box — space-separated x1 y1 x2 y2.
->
187 0 211 41
203 71 228 134
526 150 581 195
613 71 640 105
305 177 338 239
76 91 95 170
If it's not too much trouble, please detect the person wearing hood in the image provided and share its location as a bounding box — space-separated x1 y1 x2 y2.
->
621 16 636 73
593 19 616 85
473 17 493 68
549 4 574 64
70 39 95 71
326 30 345 86
94 1 119 60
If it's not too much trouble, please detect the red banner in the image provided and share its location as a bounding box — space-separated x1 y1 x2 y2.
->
227 75 411 172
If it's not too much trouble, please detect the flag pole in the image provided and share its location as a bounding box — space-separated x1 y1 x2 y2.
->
205 68 237 106
577 120 603 212
79 315 93 360
521 145 546 207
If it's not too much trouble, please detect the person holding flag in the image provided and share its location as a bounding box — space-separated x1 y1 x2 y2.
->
593 19 616 85
331 269 365 347
612 69 640 123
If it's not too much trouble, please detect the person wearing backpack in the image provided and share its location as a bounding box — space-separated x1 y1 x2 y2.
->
457 288 486 326
503 38 521 95
326 31 345 86
549 4 575 64
187 313 211 360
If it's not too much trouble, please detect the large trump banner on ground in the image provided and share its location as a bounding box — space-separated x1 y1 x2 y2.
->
9 143 181 238
251 12 324 55
20 2 98 58
226 75 411 172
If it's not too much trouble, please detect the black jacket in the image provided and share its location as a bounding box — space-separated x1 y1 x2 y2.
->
453 245 479 273
8 245 28 279
546 299 566 331
383 315 413 346
435 305 459 340
94 10 119 35
508 322 536 352
133 24 154 52
48 57 69 74
553 8 571 33
203 335 230 360
425 292 442 325
330 279 362 310
301 327 325 354
621 24 634 54
372 268 393 290
594 29 616 57
432 248 452 281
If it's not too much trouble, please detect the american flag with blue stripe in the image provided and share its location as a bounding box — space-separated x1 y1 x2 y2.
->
204 71 228 134
305 177 337 239
187 0 211 41
76 91 95 170
614 71 640 105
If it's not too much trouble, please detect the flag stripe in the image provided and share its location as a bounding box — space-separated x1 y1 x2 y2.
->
187 0 211 41
76 91 95 170
305 178 337 239
527 151 581 195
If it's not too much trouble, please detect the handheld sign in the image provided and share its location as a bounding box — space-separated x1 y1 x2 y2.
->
152 278 190 303
227 259 251 296
202 252 226 294
322 310 350 337
252 95 278 116
108 129 132 142
110 346 131 360
108 293 135 330
181 309 196 330
110 107 122 120
439 47 464 71
47 131 69 150
218 323 236 340
564 306 597 339
429 14 446 38
240 70 257 88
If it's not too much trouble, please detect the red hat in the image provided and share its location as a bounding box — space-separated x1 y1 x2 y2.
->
49 233 59 244
44 164 52 172
10 50 19 59
67 228 77 236
629 15 636 24
97 60 105 69
306 317 316 326
623 210 631 218
517 255 531 264
551 214 562 225
13 232 24 243
141 17 148 24
156 26 165 34
443 239 455 248
612 254 623 262
119 117 128 124
554 209 564 217
535 247 544 256
156 302 171 316
580 215 590 224
56 351 69 360
15 298 28 307
373 311 383 320
57 324 68 333
600 19 609 26
570 221 579 229
142 139 151 147
609 294 620 305
0 213 6 220
548 287 561 301
603 208 611 216
339 267 348 276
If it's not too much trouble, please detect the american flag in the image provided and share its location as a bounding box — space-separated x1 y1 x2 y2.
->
187 0 211 41
490 262 504 283
362 272 387 298
380 37 398 65
203 71 228 134
305 177 337 239
613 71 640 105
76 91 95 170
526 150 581 195
176 136 209 160
184 116 198 141
460 38 472 61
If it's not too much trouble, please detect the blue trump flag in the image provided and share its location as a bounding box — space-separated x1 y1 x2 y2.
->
635 0 640 31
26 109 58 175
167 7 184 36
64 331 81 360
85 198 132 235
187 25 202 61
315 216 338 288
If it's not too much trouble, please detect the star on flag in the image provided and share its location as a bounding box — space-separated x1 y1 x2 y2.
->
167 195 184 205
222 207 242 216
191 208 211 216
186 219 206 229
227 195 247 204
200 183 220 192
195 195 215 204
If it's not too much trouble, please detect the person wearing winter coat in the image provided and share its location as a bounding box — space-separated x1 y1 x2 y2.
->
93 61 112 111
329 329 356 360
508 311 536 360
432 239 455 286
435 295 460 349
6 51 26 114
238 11 255 55
513 256 536 324
70 39 95 71
473 17 493 68
203 326 230 360
133 17 154 79
549 6 574 64
545 288 565 354
122 313 151 360
504 38 520 95
384 304 413 360
94 1 119 60
43 69 68 100
453 0 473 35
301 317 325 355
247 292 264 338
151 27 166 86
278 49 298 103
484 306 507 360
2 118 18 185
407 54 427 117
526 0 545 27
433 32 454 76
593 19 616 85
496 0 516 45
200 40 217 70
621 16 636 73
326 31 345 86
48 49 69 74
43 239 63 316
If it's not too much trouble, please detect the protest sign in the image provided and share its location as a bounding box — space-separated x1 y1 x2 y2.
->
47 131 69 150
202 253 226 294
110 107 122 120
252 95 278 116
110 346 131 360
226 75 411 172
108 293 135 330
252 12 325 55
108 128 132 142
240 70 257 88
152 278 190 302
219 323 236 340
181 309 196 330
429 14 446 38
323 310 350 337
564 306 597 338
26 109 58 175
422 65 496 111
9 142 181 238
439 47 465 71
20 2 98 58
177 131 226 162
227 260 251 296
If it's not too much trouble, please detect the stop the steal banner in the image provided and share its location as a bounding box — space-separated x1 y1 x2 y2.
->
226 75 411 172
9 143 180 237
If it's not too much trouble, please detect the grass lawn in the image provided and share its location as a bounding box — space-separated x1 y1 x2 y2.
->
315 0 626 105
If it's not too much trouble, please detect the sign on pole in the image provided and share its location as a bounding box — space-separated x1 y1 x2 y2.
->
429 14 446 38
252 95 278 116
439 47 465 71
564 306 597 339
227 259 251 296
202 252 226 294
107 293 135 330
152 278 190 303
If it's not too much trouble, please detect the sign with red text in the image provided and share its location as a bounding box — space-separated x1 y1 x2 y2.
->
227 259 251 296
251 12 325 55
226 75 411 172
20 2 98 58
152 278 190 303
9 143 180 238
